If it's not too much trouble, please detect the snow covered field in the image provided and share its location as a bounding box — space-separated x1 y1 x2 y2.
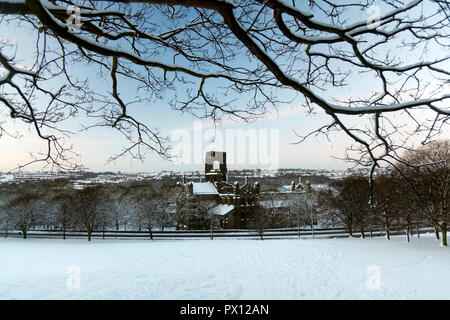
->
1 234 449 300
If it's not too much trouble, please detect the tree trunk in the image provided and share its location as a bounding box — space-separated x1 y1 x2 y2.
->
361 226 365 239
417 225 420 238
63 228 66 240
260 232 264 240
441 223 447 247
348 225 353 237
406 226 410 243
23 230 27 239
149 226 153 240
88 231 92 242
210 217 214 240
290 216 293 228
435 226 440 240
370 228 373 238
407 216 412 239
385 216 390 240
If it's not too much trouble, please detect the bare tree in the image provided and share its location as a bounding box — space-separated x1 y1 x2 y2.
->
118 180 154 232
51 189 77 240
0 1 448 172
396 140 450 246
107 184 128 236
318 175 371 237
371 173 402 240
131 189 164 239
157 205 175 231
0 181 20 237
188 199 217 230
259 191 284 227
155 183 179 231
73 186 107 241
170 184 212 230
6 192 43 239
305 189 317 238
377 172 422 242
249 204 272 240
172 186 192 231
289 191 316 237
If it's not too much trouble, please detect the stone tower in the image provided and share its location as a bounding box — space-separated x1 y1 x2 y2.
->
205 151 227 182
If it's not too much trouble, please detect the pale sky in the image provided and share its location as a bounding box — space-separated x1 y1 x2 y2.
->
0 14 354 173
0 2 448 173
0 100 355 172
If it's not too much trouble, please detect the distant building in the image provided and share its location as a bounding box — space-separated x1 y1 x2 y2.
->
179 151 317 229
182 151 260 229
204 151 227 183
290 177 313 193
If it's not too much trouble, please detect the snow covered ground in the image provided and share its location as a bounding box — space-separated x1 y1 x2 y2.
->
1 234 449 299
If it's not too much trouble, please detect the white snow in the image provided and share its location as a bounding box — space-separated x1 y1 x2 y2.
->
212 204 234 216
192 182 219 195
0 174 14 182
1 234 449 299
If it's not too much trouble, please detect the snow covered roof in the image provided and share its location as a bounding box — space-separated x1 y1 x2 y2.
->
212 204 235 216
192 182 219 195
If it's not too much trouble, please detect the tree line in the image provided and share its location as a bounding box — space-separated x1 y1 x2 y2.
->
317 141 449 246
0 180 216 241
1 141 447 243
